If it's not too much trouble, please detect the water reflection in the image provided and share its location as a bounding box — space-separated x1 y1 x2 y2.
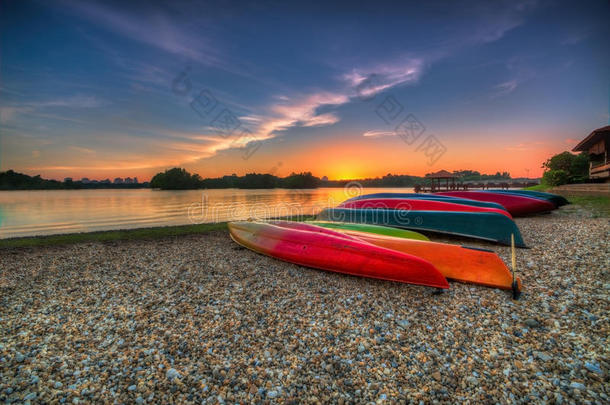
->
0 187 413 238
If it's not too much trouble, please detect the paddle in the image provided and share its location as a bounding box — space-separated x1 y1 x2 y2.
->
511 234 521 300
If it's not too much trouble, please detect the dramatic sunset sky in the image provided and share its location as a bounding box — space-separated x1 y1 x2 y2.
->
1 0 609 181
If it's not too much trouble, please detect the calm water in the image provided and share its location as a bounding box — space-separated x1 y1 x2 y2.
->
0 187 413 238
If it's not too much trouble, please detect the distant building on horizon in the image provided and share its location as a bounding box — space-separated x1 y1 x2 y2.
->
64 177 73 183
81 178 90 184
113 177 124 184
321 176 329 182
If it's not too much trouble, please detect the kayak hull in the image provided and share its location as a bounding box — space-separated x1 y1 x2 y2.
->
306 220 430 241
339 198 513 218
344 193 507 210
338 230 522 291
434 191 555 216
229 221 449 288
317 208 527 247
486 190 569 207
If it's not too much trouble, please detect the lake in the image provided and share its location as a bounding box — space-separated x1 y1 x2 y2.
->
0 187 414 238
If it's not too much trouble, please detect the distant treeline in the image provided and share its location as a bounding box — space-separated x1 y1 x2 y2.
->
150 168 321 189
0 168 517 191
149 168 515 190
0 170 148 190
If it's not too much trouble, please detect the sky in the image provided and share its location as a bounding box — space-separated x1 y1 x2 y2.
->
1 0 609 181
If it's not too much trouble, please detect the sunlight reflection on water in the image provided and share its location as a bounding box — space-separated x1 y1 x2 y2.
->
0 187 413 238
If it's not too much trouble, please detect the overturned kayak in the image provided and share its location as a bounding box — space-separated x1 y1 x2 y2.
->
306 220 430 241
323 228 521 293
229 221 449 288
343 192 507 210
338 198 513 218
434 191 556 216
316 208 527 247
486 189 569 207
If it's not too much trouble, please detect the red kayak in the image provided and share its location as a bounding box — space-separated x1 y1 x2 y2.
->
229 221 449 289
434 191 555 216
338 198 512 218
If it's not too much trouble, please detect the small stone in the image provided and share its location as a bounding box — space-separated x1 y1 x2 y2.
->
267 390 278 399
54 381 63 389
135 396 144 404
555 392 563 404
570 382 585 390
535 352 552 362
15 352 25 363
358 344 366 353
432 371 441 381
524 319 539 328
466 376 478 385
166 368 180 381
396 319 410 329
24 392 37 401
584 362 603 375
128 385 137 391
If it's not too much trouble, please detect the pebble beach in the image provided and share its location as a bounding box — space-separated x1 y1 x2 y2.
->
1 206 608 404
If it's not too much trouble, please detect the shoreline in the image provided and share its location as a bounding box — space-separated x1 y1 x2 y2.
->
1 195 607 249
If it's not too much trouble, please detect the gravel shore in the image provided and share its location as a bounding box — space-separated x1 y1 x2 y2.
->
1 207 608 403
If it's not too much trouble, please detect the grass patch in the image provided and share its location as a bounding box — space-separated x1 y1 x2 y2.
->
564 195 610 217
523 184 549 191
0 222 229 249
0 215 316 249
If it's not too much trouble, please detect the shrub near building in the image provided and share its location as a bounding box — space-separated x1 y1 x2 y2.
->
541 151 589 186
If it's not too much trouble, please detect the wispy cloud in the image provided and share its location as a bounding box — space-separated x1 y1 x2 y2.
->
0 106 30 124
492 79 519 98
69 146 96 154
504 140 545 151
561 31 589 45
270 92 347 129
362 130 396 138
343 58 424 98
62 1 223 67
31 95 105 109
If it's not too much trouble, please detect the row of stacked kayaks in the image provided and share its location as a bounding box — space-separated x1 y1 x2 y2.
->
229 190 569 297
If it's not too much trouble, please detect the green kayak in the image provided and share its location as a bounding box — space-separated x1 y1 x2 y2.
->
487 190 569 207
316 208 526 247
306 221 430 241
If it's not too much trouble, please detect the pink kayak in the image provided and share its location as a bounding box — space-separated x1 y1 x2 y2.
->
338 198 513 218
434 191 555 216
229 221 449 289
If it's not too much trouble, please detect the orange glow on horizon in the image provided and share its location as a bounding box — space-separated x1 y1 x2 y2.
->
9 131 575 182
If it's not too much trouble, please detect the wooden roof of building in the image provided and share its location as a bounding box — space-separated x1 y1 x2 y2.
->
425 170 457 178
572 125 610 152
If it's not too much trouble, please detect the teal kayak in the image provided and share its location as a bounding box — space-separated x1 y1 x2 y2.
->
486 190 569 207
344 193 507 210
316 208 526 247
306 221 430 241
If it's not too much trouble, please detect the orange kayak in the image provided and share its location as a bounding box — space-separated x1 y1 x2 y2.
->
338 229 522 293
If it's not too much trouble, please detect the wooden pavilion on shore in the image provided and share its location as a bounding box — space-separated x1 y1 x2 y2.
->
414 170 528 192
415 170 463 192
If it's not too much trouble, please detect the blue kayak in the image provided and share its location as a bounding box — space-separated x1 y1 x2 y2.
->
317 208 526 247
